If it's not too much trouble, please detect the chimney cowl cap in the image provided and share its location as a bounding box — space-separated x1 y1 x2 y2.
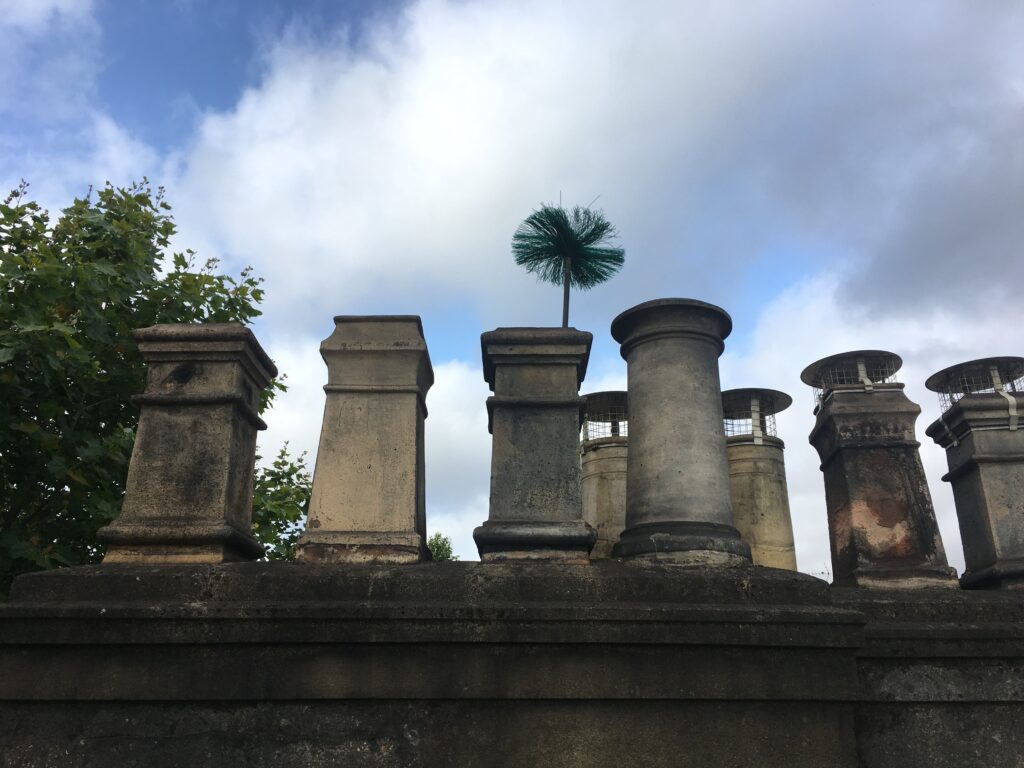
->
721 388 792 417
582 390 628 416
925 356 1024 394
800 349 902 388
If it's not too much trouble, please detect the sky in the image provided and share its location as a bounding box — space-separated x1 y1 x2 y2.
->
2 0 1022 572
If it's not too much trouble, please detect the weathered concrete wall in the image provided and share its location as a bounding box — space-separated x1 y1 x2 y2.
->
2 564 1023 766
2 562 864 768
833 588 1024 768
0 701 856 768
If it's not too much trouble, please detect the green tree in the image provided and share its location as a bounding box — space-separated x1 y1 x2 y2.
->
0 180 308 594
427 532 458 562
512 204 625 327
251 444 312 561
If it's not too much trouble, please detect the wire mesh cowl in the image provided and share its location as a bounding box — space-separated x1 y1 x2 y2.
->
925 357 1024 413
581 391 629 443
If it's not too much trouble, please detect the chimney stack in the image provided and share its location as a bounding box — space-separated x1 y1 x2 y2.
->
580 391 628 559
473 328 596 561
611 299 750 565
297 316 433 564
925 357 1024 589
98 324 275 564
802 350 956 588
722 388 797 571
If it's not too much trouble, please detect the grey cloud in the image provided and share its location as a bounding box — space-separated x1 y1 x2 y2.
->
171 2 1023 333
840 108 1024 311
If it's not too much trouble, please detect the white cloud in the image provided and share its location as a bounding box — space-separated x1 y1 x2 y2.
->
0 0 99 121
426 492 489 563
0 0 158 210
582 369 627 396
253 334 328 464
421 359 491 516
168 0 1024 335
0 0 92 32
1 112 160 214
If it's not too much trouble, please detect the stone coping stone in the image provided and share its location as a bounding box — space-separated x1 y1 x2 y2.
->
832 586 1024 622
480 326 593 387
134 322 278 379
6 567 1021 653
831 587 1024 658
0 563 866 648
8 561 830 606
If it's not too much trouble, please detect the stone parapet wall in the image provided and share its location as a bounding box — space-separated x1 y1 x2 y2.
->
834 588 1024 768
1 562 863 767
2 563 1022 767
